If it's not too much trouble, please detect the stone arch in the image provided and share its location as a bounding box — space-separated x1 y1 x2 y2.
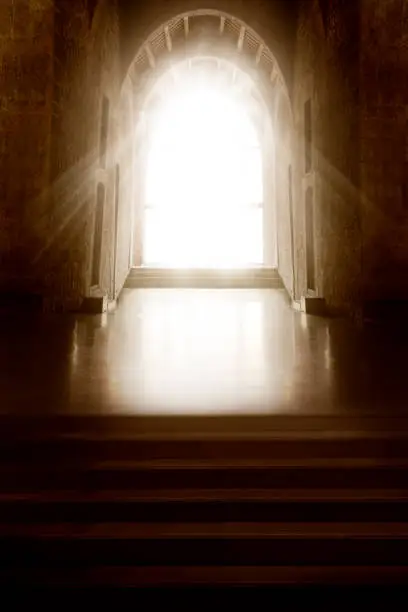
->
119 0 295 83
115 6 297 285
118 8 294 174
124 10 291 108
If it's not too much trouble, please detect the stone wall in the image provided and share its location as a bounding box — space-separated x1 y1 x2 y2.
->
275 89 295 296
293 0 362 314
0 0 123 310
359 0 408 303
3 0 408 315
113 75 136 296
35 0 121 311
294 0 408 314
0 0 54 293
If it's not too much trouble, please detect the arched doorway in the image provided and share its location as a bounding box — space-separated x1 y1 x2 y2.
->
143 60 265 268
115 10 294 291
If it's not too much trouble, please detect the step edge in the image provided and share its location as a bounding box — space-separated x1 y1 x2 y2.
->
2 521 408 539
4 565 408 586
2 489 408 503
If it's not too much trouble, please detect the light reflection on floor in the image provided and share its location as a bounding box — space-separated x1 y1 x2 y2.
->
2 288 408 415
69 289 334 414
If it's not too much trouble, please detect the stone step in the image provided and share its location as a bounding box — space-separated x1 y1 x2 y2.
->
4 520 408 538
4 487 408 502
2 464 408 491
2 564 407 588
1 489 408 523
124 266 284 288
2 416 408 588
3 435 408 463
127 267 281 278
2 522 408 567
2 414 408 436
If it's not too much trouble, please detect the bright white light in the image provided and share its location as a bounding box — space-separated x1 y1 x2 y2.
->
144 78 264 268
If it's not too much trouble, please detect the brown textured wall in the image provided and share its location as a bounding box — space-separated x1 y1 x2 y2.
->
360 0 408 303
35 0 120 311
0 0 122 311
0 0 54 293
293 0 362 314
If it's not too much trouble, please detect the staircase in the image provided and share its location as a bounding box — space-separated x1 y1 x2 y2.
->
2 414 408 590
124 267 284 289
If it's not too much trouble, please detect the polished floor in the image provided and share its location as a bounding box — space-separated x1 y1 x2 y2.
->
1 288 408 415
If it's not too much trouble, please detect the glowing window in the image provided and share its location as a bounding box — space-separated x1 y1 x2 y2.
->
144 78 264 268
